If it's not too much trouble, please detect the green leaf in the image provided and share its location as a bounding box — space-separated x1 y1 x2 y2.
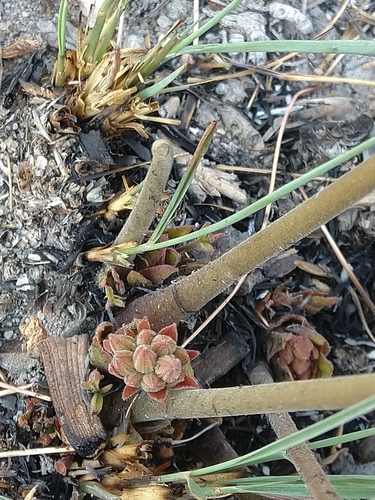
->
185 475 207 500
170 0 244 55
168 39 375 60
137 64 186 101
146 122 217 248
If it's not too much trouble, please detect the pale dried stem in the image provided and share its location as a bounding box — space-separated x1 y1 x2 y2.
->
261 85 315 230
0 446 74 459
182 274 247 348
250 363 341 500
0 381 51 401
114 139 174 246
130 373 375 422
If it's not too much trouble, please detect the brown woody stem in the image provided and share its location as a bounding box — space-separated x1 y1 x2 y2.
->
114 140 174 246
117 153 375 330
249 363 341 500
130 373 375 422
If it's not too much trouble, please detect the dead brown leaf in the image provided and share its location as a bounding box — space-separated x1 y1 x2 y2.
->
2 36 40 59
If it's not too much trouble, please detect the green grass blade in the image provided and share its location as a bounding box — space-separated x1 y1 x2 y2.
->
257 427 375 463
137 64 186 101
93 0 130 63
54 0 69 87
83 0 116 63
119 135 375 257
309 427 375 450
196 475 375 499
127 33 180 88
79 481 118 500
170 0 244 55
168 39 375 59
147 122 217 246
57 0 68 57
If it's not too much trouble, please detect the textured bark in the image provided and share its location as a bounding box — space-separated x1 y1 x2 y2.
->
39 335 108 457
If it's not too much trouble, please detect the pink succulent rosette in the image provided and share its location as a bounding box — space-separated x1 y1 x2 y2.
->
103 317 199 402
267 314 333 381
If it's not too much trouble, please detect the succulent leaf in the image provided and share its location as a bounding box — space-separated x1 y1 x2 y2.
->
151 335 177 356
133 346 157 373
155 355 182 384
101 317 199 401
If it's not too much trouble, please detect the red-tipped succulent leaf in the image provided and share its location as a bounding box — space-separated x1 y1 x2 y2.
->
101 317 199 402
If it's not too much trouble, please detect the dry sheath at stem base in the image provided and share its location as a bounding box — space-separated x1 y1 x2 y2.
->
39 335 108 457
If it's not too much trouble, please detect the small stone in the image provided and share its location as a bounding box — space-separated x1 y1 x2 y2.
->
16 274 31 290
157 15 172 30
35 156 48 169
27 253 41 262
3 330 15 340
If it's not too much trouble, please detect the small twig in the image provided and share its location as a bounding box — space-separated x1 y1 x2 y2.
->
348 286 375 344
261 85 316 230
249 363 341 500
6 154 12 211
172 421 218 445
114 140 174 246
0 446 74 459
320 224 375 319
0 381 51 402
116 11 125 47
182 274 247 348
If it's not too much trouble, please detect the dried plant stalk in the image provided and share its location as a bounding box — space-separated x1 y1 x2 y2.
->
250 363 340 500
130 373 375 422
39 335 108 457
114 140 174 246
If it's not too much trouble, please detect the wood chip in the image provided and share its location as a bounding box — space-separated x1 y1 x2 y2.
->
39 335 108 457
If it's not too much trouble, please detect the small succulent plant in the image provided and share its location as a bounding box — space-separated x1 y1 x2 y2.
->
90 317 199 402
81 368 113 414
267 314 333 381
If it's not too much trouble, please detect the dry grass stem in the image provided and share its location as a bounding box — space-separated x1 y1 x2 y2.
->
182 274 247 348
0 446 75 459
0 382 51 401
261 85 315 230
